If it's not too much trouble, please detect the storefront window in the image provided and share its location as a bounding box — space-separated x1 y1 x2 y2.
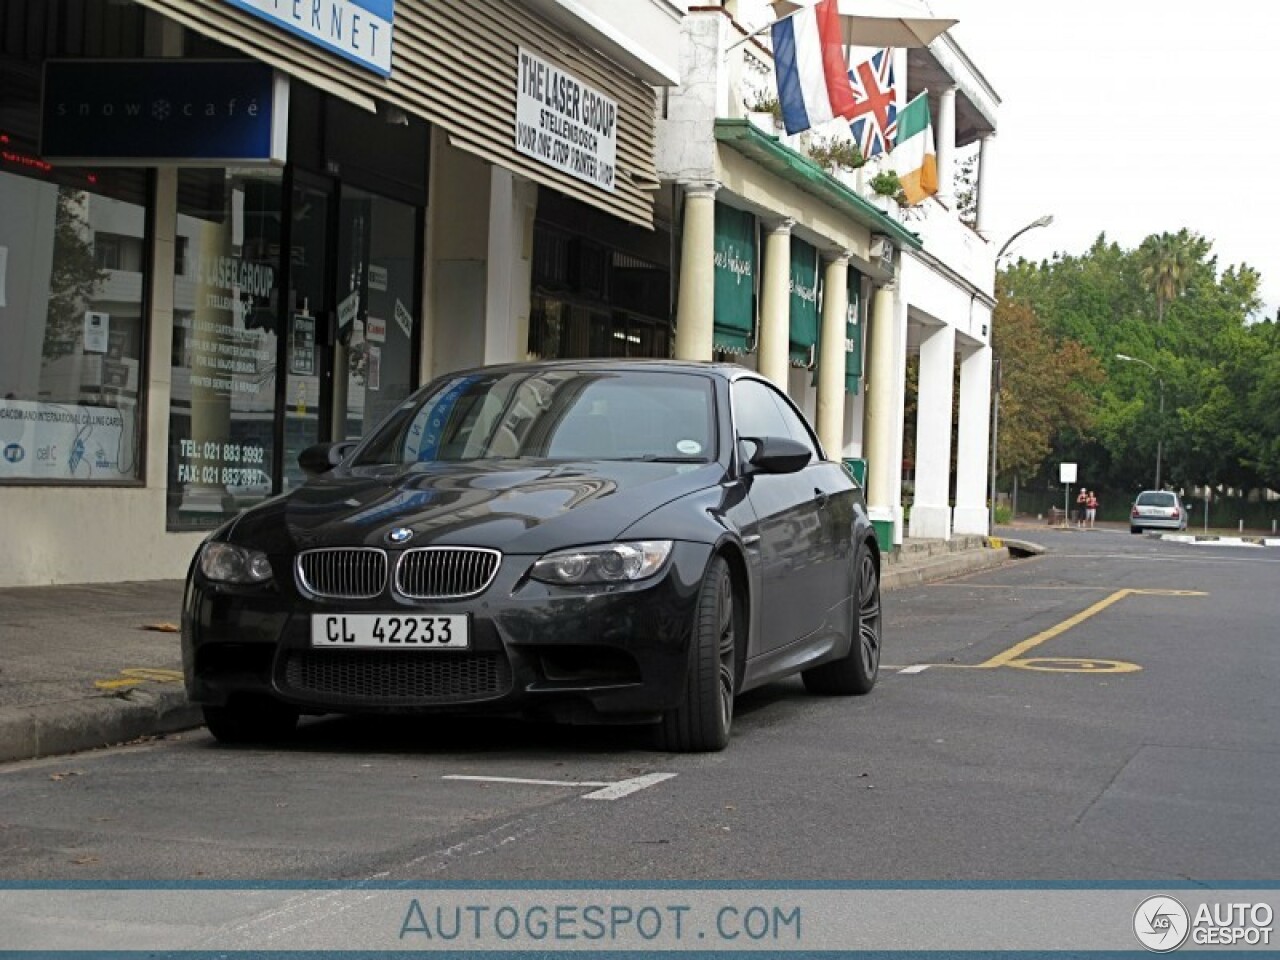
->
0 168 149 483
529 224 671 361
166 169 282 531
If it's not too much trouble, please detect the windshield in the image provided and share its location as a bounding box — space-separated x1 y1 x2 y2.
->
353 369 716 466
1135 491 1176 507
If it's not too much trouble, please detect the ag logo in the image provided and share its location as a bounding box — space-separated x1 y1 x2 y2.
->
1134 895 1190 952
2 443 24 464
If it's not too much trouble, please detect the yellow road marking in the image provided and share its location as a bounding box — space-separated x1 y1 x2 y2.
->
1006 657 1143 674
930 584 1205 592
980 589 1137 667
910 588 1206 674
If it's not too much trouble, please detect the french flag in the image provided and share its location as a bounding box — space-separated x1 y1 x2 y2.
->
771 0 857 136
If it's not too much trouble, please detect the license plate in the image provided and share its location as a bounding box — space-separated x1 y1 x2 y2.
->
311 614 470 649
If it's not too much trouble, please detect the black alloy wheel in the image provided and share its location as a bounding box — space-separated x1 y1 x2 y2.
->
802 540 881 695
656 556 736 752
203 695 300 745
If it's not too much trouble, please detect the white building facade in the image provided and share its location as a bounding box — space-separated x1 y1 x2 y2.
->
659 1 1000 548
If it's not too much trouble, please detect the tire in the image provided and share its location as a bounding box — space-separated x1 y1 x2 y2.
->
1130 526 1141 535
803 539 881 696
203 695 299 745
655 556 736 753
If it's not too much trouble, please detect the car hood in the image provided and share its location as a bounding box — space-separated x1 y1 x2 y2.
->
228 459 725 555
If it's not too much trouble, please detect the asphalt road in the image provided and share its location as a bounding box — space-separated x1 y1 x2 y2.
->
2 528 1277 883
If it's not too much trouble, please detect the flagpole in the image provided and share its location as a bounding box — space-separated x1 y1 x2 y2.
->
724 5 805 53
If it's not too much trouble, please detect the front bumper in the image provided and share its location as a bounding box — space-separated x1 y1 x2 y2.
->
182 541 713 723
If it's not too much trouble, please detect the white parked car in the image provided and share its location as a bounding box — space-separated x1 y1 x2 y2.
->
1129 490 1188 534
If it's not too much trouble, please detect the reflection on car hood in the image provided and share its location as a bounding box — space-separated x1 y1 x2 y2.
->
228 459 725 554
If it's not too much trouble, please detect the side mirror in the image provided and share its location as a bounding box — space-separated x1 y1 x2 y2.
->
298 440 357 477
740 436 812 475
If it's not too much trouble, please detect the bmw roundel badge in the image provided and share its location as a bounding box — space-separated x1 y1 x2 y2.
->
387 527 414 544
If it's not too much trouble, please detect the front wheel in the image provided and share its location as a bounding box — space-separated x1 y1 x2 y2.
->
655 556 736 753
203 695 299 745
803 540 881 695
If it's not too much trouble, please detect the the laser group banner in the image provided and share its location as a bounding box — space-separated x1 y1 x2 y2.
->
1 884 1275 953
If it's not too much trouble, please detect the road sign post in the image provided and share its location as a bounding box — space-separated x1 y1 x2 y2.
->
1060 463 1077 525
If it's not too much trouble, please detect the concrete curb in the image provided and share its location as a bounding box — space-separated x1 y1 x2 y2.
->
882 546 1012 592
1160 534 1280 548
986 537 1046 558
0 686 200 764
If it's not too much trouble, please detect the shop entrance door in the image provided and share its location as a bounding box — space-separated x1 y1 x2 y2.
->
282 175 332 493
280 174 421 491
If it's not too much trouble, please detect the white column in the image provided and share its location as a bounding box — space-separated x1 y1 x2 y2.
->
908 323 957 540
975 134 994 237
863 284 898 528
886 292 909 545
815 253 849 458
936 87 957 208
953 344 994 535
674 182 719 362
484 167 536 365
757 218 793 390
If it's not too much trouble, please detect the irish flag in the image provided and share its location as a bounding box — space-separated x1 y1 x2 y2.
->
771 0 858 136
893 92 938 205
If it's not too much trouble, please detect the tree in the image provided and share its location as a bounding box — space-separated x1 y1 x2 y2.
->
993 283 1103 485
996 228 1269 499
1137 229 1205 326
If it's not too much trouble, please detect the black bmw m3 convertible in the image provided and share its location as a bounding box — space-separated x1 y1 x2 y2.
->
182 360 882 752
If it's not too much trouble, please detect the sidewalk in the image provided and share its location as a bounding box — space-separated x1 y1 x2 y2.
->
0 535 1015 763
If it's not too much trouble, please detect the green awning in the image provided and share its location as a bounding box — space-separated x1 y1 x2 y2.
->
713 202 756 353
789 236 820 366
714 119 922 252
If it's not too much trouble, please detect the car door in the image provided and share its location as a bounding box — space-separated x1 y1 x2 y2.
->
767 387 856 626
731 378 836 653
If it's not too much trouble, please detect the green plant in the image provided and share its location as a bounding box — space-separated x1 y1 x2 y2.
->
868 170 903 197
745 89 782 122
994 504 1012 525
808 136 864 173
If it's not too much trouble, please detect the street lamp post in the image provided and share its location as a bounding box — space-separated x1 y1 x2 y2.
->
988 357 1001 533
996 214 1055 263
989 215 1054 533
1116 353 1166 489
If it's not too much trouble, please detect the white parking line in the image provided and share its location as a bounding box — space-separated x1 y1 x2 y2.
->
441 772 678 800
898 665 930 674
582 772 678 800
442 775 611 788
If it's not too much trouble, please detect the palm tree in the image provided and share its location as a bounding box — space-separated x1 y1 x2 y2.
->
1137 230 1202 325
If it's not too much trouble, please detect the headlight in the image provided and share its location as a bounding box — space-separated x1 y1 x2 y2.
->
199 541 274 584
529 541 673 585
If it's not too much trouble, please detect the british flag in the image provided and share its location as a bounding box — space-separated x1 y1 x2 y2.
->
847 48 898 160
